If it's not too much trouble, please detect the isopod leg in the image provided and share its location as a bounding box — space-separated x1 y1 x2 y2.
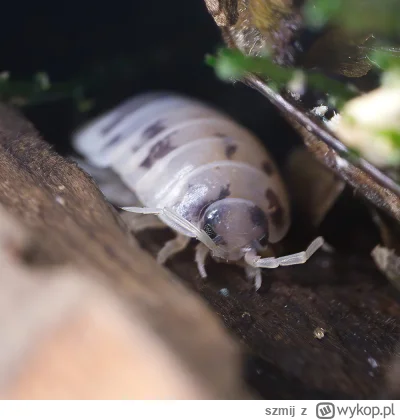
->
122 206 162 215
244 265 263 291
157 234 191 265
121 212 166 233
195 242 209 278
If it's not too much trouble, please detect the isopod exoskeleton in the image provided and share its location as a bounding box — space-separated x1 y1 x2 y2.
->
73 91 323 290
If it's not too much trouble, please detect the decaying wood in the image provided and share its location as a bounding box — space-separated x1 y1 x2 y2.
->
0 103 248 399
284 147 345 227
243 76 400 223
137 225 400 399
0 209 225 399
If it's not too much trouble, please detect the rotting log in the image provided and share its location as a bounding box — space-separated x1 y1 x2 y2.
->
0 104 249 400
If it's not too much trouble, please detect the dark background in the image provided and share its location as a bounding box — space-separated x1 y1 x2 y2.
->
0 0 296 160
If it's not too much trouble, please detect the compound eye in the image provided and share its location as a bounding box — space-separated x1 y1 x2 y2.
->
203 223 217 240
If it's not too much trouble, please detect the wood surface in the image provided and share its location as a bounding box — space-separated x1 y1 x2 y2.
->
0 103 247 399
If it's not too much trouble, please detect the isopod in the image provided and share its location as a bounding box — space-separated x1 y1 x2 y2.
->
73 91 324 290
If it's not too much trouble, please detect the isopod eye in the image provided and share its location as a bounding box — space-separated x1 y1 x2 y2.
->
203 223 217 240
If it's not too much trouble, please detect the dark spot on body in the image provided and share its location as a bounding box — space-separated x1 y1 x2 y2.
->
142 119 166 140
214 132 227 138
181 184 231 221
262 160 274 175
224 140 237 159
249 206 269 230
103 133 123 149
139 138 176 168
218 184 231 200
102 118 166 152
133 129 177 153
265 189 285 228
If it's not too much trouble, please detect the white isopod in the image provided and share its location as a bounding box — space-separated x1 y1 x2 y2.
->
73 91 324 290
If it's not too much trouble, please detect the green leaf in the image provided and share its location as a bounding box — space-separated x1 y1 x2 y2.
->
207 48 356 104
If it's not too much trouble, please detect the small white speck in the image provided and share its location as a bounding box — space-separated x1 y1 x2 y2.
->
336 156 349 170
256 368 263 375
35 72 51 90
288 70 306 97
306 125 312 131
311 105 328 117
324 112 342 131
314 327 325 340
368 357 378 369
290 91 301 101
219 288 229 297
369 371 375 377
0 71 10 81
55 196 65 205
58 185 65 191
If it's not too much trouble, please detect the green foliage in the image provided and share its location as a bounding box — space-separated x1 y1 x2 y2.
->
380 129 400 149
304 0 400 38
0 71 92 112
206 48 356 107
368 49 400 71
303 0 342 29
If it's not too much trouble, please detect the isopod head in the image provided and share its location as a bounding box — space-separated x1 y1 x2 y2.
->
200 198 268 261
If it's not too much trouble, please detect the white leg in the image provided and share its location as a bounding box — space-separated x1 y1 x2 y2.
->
157 234 191 265
245 237 324 269
244 265 263 291
121 206 220 253
195 243 209 278
122 206 163 215
121 212 166 233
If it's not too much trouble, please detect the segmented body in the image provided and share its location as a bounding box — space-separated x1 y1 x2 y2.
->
73 92 291 248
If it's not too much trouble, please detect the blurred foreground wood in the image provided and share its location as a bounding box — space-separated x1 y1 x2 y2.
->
0 104 248 399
